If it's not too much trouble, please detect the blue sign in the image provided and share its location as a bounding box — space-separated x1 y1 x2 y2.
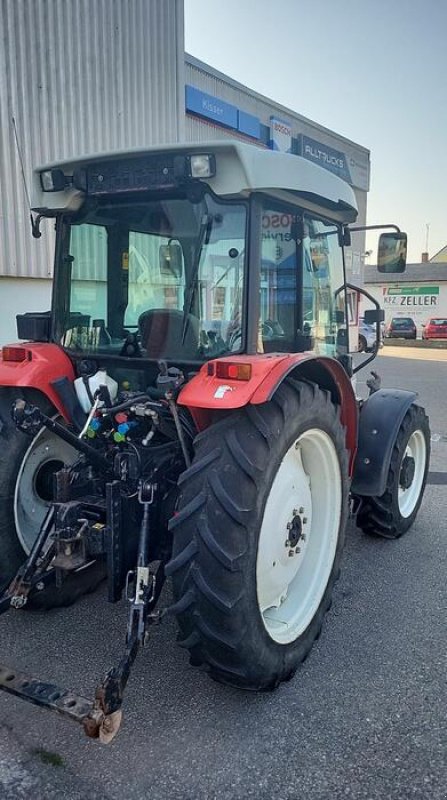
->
299 135 352 184
185 85 260 140
238 110 260 139
185 85 238 130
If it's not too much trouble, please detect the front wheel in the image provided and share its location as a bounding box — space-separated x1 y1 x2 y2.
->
356 404 430 539
167 379 349 690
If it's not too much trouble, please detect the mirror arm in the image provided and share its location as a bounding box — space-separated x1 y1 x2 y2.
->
345 283 382 376
347 224 401 234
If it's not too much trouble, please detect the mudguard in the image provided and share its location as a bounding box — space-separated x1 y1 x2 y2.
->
0 342 75 420
179 352 358 471
351 388 416 497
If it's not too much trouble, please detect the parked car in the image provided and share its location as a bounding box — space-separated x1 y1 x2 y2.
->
422 318 447 340
385 317 417 340
358 318 378 352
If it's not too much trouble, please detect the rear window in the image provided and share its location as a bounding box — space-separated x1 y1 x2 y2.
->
391 318 414 327
429 319 447 326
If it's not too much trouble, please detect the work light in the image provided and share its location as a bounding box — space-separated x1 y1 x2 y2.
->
189 154 216 179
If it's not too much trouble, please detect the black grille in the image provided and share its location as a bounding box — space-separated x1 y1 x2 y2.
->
87 154 178 195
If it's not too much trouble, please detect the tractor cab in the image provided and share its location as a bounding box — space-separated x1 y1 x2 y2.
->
30 142 375 385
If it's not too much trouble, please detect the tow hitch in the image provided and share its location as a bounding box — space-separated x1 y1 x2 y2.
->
0 481 165 742
0 393 181 742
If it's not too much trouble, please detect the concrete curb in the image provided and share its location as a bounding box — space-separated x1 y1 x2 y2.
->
383 339 447 349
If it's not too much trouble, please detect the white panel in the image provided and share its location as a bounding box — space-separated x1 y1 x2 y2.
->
0 0 184 280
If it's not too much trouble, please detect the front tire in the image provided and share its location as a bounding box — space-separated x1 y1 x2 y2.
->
167 380 349 690
356 404 430 539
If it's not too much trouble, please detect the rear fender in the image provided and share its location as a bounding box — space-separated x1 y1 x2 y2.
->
0 343 75 420
179 353 358 472
351 389 416 497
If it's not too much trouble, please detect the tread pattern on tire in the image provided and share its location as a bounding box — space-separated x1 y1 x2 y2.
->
167 378 349 690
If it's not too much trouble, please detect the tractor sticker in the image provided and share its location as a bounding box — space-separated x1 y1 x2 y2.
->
214 385 234 399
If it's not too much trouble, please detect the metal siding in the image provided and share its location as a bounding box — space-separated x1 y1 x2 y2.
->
0 0 184 279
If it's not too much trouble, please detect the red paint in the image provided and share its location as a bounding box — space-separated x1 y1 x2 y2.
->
0 343 75 420
178 354 294 411
179 352 358 473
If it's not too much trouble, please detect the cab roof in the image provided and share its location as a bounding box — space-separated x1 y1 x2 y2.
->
32 140 358 224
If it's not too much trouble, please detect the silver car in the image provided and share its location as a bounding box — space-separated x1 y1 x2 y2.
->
358 318 380 352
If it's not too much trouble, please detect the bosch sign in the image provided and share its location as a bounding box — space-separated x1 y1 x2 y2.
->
269 117 292 153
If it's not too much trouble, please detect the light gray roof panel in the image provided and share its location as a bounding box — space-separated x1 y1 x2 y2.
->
364 263 447 284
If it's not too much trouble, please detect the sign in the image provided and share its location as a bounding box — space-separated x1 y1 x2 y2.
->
299 135 352 184
383 286 439 307
185 85 238 130
269 117 292 153
185 86 260 139
238 110 260 139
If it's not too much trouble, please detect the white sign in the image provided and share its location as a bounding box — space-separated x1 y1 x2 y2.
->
269 117 292 153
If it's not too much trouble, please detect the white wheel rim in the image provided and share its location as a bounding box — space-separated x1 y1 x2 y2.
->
14 423 77 554
398 430 427 518
256 429 342 645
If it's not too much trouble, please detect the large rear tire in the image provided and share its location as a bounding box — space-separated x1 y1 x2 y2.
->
356 404 430 539
167 379 349 690
0 388 104 607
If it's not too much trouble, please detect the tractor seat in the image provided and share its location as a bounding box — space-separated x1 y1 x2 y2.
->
138 308 200 360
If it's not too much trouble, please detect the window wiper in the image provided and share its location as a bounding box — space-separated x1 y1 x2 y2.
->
181 213 213 344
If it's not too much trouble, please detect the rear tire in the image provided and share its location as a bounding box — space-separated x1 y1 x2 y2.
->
167 380 349 690
0 388 105 607
356 404 430 539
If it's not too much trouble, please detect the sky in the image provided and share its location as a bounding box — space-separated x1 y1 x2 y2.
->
184 0 447 263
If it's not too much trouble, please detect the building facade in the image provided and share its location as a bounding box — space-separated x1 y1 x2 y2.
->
364 263 447 337
0 0 370 343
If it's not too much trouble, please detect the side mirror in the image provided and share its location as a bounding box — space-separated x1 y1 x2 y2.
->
377 232 407 273
159 242 183 279
364 308 384 324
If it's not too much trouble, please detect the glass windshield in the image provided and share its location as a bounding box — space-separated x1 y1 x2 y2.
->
58 194 247 361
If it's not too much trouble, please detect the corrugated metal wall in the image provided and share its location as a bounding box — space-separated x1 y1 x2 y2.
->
0 0 184 279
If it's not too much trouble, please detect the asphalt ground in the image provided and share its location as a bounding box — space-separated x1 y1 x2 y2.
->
0 350 446 800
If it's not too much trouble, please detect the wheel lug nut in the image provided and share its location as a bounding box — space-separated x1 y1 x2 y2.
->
295 547 301 554
288 549 295 557
287 522 292 530
303 517 308 524
285 539 290 547
293 508 298 516
299 507 304 514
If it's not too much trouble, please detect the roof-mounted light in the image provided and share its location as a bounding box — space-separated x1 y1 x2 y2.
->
40 169 66 192
188 154 216 179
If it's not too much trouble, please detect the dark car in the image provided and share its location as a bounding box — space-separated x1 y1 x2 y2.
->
422 318 447 340
385 317 417 340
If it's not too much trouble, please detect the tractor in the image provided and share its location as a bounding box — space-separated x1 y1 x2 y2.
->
0 142 430 742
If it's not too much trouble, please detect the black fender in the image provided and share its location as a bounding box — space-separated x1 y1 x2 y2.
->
351 389 416 497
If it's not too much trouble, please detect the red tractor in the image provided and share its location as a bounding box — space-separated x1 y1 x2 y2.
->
0 142 429 741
